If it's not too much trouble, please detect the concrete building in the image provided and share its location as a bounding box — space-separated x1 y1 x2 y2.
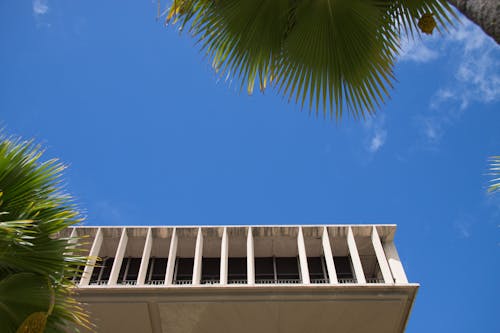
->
62 225 418 333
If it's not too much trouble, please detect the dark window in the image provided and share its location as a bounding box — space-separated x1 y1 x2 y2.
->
90 257 114 284
255 257 274 282
90 262 102 283
333 256 354 281
360 255 383 283
308 256 328 283
125 258 142 281
175 258 194 283
228 257 247 283
275 257 300 281
201 258 220 283
100 257 114 281
149 257 168 282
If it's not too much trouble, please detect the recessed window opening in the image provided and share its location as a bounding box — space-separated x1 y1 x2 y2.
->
303 229 329 284
360 255 384 283
174 258 194 284
255 257 301 284
227 228 247 284
117 257 142 285
255 257 274 283
354 233 385 284
146 257 168 285
228 257 247 284
201 258 220 284
308 256 329 284
90 257 114 285
276 257 300 282
334 256 355 283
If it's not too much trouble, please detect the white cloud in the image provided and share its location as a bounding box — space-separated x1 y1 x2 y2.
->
455 51 500 104
363 114 387 154
369 130 387 153
399 37 439 63
439 22 500 105
422 117 442 143
33 0 48 16
405 19 500 148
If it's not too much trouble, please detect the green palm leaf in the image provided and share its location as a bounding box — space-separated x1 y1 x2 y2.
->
0 137 92 332
161 0 455 118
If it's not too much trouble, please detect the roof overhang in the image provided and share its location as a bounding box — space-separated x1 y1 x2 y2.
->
76 283 418 333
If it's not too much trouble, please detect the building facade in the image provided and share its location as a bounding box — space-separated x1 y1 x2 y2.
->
62 225 418 332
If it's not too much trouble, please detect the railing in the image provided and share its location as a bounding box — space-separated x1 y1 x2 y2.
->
311 278 330 284
89 280 109 285
228 279 247 285
366 278 384 284
338 278 356 284
173 280 193 285
256 279 302 285
119 280 137 285
146 280 165 285
201 279 220 285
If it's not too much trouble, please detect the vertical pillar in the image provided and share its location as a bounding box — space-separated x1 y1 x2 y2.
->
108 228 128 285
68 228 78 251
80 228 103 286
297 227 310 284
220 227 228 285
383 241 408 284
246 227 255 285
137 228 153 285
165 228 178 285
68 228 79 282
347 226 366 284
66 228 78 259
371 226 394 284
322 227 338 284
192 227 203 285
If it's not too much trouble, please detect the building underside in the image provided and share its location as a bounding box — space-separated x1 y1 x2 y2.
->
58 225 418 333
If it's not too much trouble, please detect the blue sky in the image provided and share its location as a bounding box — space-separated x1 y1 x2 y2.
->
1 1 499 331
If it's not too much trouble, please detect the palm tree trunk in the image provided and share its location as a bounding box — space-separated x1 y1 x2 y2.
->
447 0 499 43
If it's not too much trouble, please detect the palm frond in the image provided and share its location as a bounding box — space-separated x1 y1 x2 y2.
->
161 0 455 118
0 136 92 332
488 155 500 193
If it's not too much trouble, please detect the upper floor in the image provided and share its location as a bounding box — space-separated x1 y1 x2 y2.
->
60 225 410 288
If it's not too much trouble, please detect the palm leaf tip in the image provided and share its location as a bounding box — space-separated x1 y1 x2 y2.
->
488 155 500 193
160 0 454 118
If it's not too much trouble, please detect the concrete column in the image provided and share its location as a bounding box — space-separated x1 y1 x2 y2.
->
383 241 408 284
137 228 153 285
108 228 128 285
80 228 103 286
220 227 228 285
297 227 310 284
322 227 338 284
347 226 366 284
165 228 178 285
192 227 203 285
246 227 255 285
371 226 394 284
67 228 78 255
